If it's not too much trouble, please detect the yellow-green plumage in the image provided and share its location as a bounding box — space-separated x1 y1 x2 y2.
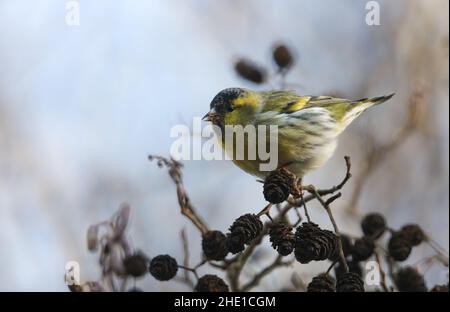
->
206 88 394 178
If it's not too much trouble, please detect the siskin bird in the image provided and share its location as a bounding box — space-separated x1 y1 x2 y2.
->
203 88 394 179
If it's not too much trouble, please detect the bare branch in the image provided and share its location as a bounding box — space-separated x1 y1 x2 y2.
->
149 155 209 234
305 185 349 273
179 229 195 289
240 256 293 292
374 250 390 292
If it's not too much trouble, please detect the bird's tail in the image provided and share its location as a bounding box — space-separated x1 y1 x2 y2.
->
341 93 395 128
366 93 395 106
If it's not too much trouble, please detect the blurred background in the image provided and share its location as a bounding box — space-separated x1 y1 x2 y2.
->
0 0 448 291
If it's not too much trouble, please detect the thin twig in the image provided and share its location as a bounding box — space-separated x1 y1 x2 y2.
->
298 181 311 222
240 256 293 292
326 259 339 274
178 265 199 280
281 156 352 216
290 272 307 292
226 227 268 291
374 251 389 292
306 185 349 273
256 203 273 218
317 156 352 196
149 155 209 234
424 232 449 266
180 229 195 288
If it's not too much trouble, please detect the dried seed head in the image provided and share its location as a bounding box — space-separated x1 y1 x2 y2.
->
263 168 296 204
388 232 412 262
336 272 365 292
307 273 336 292
272 44 294 70
195 275 229 292
149 255 178 281
395 267 427 292
361 213 386 239
202 231 228 261
400 224 425 246
234 59 267 84
123 251 149 278
352 237 375 261
226 214 263 254
225 233 246 254
294 222 339 264
269 222 296 256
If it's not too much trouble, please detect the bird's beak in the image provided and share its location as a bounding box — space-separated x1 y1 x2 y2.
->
202 111 220 123
202 112 211 122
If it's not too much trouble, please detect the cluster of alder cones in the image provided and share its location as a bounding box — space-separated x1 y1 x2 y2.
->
71 210 447 292
198 210 447 292
71 166 448 292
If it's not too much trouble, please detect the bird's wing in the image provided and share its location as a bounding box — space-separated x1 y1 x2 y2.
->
303 94 394 123
261 92 349 114
260 90 308 113
261 92 394 124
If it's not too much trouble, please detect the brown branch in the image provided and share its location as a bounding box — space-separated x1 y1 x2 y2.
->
424 230 449 266
326 259 339 275
240 255 293 292
149 155 209 234
280 156 352 216
179 229 195 289
226 227 268 291
297 181 311 222
317 155 352 196
290 272 307 292
374 250 390 292
306 186 349 273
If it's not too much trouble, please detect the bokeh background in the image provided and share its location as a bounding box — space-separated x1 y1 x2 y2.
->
0 0 448 291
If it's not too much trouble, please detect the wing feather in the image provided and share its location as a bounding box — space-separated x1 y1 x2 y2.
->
259 91 393 123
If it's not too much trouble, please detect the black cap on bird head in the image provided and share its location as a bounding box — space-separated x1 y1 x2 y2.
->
203 88 245 125
209 88 245 114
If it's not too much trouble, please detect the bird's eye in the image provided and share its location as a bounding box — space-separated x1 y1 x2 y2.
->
225 102 234 112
